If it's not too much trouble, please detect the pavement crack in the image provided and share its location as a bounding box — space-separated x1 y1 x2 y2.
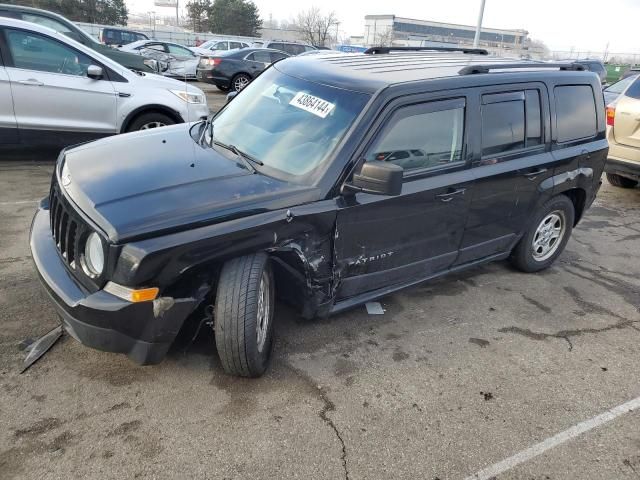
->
499 319 639 351
318 388 350 480
283 362 350 480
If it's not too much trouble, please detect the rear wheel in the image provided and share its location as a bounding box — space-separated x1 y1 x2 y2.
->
606 172 638 188
126 112 175 132
214 253 275 377
510 195 575 273
231 73 251 92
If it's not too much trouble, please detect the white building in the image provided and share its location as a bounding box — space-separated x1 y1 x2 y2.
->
364 14 535 58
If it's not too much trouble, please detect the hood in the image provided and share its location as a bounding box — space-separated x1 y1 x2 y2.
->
61 125 317 242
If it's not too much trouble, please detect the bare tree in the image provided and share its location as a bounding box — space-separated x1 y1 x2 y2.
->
372 28 394 47
294 7 338 47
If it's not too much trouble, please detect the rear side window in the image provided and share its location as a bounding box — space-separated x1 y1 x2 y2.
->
624 78 640 100
251 51 272 63
481 90 543 156
270 52 287 62
269 42 283 51
365 98 465 172
554 85 597 143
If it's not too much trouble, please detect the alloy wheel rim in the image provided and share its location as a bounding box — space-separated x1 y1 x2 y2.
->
140 121 166 130
532 210 565 262
256 271 271 353
234 76 249 91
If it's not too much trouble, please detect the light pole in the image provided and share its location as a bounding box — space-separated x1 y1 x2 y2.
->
473 0 486 48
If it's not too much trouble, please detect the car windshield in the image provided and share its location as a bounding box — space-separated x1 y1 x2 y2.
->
210 67 370 179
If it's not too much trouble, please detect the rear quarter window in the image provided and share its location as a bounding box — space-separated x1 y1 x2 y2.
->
554 85 597 143
624 78 640 100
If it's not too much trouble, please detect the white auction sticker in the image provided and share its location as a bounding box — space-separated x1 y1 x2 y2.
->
289 92 335 118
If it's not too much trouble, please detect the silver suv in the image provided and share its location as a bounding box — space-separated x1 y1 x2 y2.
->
0 18 209 147
256 40 316 56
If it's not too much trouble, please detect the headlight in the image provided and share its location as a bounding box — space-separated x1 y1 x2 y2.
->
170 89 205 104
83 232 104 276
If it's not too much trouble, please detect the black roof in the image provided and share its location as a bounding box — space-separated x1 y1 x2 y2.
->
276 51 586 94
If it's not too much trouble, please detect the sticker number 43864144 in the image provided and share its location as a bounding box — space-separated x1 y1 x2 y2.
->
289 92 336 118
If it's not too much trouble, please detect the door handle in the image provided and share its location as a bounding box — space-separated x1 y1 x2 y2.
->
522 168 548 179
436 188 466 202
18 79 44 86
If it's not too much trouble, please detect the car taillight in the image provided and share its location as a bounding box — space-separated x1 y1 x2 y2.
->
606 105 615 127
203 58 221 67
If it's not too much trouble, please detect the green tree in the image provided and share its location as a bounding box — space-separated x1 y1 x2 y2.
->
186 0 211 33
5 0 128 25
208 0 261 36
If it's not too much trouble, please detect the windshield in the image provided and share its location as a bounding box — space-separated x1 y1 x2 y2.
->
211 67 370 179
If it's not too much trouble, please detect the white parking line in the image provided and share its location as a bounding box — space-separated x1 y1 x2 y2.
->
0 200 40 206
464 395 640 480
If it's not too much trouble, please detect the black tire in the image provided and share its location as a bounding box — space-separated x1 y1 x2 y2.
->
216 84 230 92
606 172 638 188
231 73 251 92
126 112 175 132
510 195 575 273
214 253 275 377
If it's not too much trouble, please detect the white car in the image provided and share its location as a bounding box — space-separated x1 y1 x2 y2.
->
190 39 250 57
0 18 209 148
120 40 200 79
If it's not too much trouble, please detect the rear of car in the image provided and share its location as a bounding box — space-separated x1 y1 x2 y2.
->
196 48 288 92
605 76 640 187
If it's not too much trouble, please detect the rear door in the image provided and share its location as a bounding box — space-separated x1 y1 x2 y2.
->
335 95 473 299
0 31 19 144
613 79 640 149
457 84 553 264
3 27 117 139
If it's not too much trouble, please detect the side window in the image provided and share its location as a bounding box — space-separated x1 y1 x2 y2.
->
269 42 284 51
270 52 288 62
244 53 255 61
216 41 229 51
145 43 166 52
525 90 542 147
481 92 525 156
289 44 305 55
167 44 194 56
230 42 242 49
6 29 93 77
21 14 73 34
554 85 597 143
624 78 640 100
252 51 272 63
365 99 465 173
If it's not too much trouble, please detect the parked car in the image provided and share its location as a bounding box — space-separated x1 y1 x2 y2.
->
120 40 199 79
0 3 156 73
0 18 208 147
603 74 638 105
100 27 148 47
570 59 607 84
196 47 289 92
30 47 607 376
256 40 316 56
604 75 640 188
190 39 250 56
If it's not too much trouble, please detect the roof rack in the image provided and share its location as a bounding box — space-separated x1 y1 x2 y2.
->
459 62 586 75
364 46 489 55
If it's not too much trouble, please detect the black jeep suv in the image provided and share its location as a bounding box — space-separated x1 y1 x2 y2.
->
30 47 607 377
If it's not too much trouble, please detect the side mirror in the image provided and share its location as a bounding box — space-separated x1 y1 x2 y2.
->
87 65 103 79
226 91 238 103
343 161 403 196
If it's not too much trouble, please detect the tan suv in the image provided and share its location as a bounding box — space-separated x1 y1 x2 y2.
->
605 74 640 188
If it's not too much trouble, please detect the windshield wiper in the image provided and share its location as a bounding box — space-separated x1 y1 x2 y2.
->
198 118 263 172
212 139 263 173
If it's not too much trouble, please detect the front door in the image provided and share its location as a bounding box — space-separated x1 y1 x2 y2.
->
3 27 117 142
335 97 473 300
0 64 18 144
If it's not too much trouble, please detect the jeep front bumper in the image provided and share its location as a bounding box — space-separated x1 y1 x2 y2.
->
29 204 198 365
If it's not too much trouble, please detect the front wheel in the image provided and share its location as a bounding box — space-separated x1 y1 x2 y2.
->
606 173 638 188
214 253 275 377
126 112 175 132
510 195 575 273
